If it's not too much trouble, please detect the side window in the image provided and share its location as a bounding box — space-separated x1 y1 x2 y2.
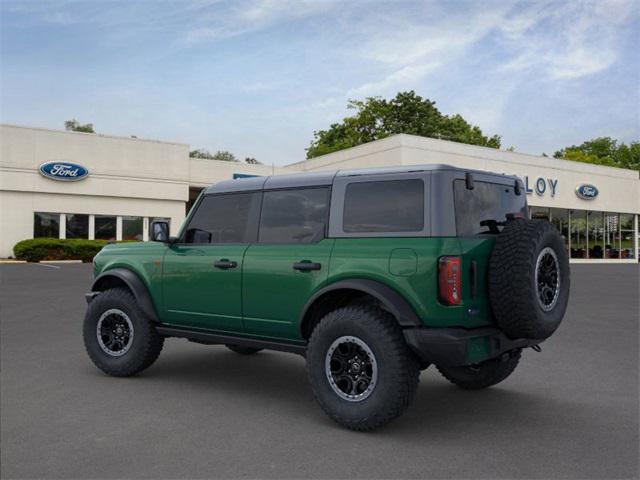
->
343 179 424 233
259 188 330 244
184 193 260 244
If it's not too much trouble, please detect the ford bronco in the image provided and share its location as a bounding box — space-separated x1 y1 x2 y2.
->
83 165 569 430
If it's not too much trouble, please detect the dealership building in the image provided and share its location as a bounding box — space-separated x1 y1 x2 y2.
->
1 124 638 262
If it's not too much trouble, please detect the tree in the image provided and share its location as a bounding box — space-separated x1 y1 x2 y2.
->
244 157 262 165
212 150 238 162
189 149 215 159
554 137 639 171
306 91 501 158
189 149 239 162
64 119 94 133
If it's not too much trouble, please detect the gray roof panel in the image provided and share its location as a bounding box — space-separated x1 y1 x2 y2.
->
203 163 520 194
263 170 336 189
336 163 455 177
204 176 267 194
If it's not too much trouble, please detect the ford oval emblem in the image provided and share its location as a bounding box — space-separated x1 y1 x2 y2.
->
39 161 89 182
575 184 598 200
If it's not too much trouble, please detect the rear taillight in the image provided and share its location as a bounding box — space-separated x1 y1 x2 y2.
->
438 256 461 305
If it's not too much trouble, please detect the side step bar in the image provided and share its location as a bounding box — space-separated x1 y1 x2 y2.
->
156 326 307 356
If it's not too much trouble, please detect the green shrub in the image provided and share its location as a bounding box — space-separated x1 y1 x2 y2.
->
13 238 112 262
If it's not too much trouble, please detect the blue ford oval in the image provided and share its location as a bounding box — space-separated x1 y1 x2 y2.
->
575 183 598 200
39 161 89 182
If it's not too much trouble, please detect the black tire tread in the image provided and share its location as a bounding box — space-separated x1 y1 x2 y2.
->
83 288 164 377
307 305 419 431
489 219 567 339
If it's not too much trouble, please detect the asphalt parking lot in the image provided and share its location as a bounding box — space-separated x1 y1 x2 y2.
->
1 263 638 479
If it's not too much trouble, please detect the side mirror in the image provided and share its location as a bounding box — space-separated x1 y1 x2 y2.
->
150 221 170 243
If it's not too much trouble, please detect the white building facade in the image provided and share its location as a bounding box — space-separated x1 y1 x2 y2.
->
1 125 638 262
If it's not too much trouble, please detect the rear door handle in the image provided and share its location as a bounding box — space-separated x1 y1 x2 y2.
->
293 261 321 271
214 259 237 270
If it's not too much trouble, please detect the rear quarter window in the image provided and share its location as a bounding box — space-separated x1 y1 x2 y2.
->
454 179 526 235
343 179 424 233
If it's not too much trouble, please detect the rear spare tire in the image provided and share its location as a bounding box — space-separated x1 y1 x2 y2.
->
489 219 569 340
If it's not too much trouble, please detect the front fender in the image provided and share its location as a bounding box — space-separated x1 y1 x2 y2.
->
91 268 159 322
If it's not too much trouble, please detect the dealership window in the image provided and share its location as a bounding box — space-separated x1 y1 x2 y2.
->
620 214 636 259
259 188 330 244
122 216 143 241
530 206 550 220
550 208 569 254
588 212 605 259
65 214 89 239
570 210 587 258
34 212 60 238
604 213 620 259
94 215 117 241
344 179 424 233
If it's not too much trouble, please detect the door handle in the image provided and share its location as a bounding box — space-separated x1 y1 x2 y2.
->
214 259 237 270
293 261 321 271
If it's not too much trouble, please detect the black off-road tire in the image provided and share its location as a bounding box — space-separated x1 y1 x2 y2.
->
225 344 263 355
437 349 522 390
307 305 420 431
489 219 570 340
83 288 164 377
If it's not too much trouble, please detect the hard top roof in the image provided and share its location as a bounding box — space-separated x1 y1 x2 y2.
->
203 163 519 194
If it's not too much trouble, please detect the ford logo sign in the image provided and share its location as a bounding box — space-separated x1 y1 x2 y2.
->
575 184 598 200
39 161 89 182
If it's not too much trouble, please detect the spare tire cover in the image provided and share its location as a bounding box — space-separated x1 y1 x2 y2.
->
488 219 570 340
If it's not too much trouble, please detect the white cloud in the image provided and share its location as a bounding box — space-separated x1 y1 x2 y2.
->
499 0 637 80
359 6 511 67
347 63 440 97
183 0 340 44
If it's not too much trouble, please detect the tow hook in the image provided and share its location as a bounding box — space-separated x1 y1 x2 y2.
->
530 344 542 352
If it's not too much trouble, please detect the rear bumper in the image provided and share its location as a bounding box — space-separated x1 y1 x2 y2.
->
403 326 541 367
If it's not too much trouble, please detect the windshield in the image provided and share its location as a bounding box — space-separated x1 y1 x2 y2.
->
454 179 527 235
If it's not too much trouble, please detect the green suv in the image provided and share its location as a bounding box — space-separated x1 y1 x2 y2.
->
84 165 570 430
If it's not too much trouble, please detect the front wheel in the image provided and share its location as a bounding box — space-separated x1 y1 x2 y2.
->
307 305 420 431
436 349 522 390
83 288 164 377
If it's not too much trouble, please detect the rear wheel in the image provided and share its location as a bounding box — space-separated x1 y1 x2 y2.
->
437 349 522 390
225 344 263 355
307 305 419 431
83 288 164 377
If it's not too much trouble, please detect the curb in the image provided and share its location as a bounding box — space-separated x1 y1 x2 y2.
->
39 260 84 264
0 259 27 264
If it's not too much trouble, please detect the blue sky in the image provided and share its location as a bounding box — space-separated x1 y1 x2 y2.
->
2 0 639 165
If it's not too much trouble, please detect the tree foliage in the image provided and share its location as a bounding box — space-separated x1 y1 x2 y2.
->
189 149 239 162
64 119 95 133
554 137 640 171
306 91 501 158
190 149 215 159
244 157 262 164
212 150 238 162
